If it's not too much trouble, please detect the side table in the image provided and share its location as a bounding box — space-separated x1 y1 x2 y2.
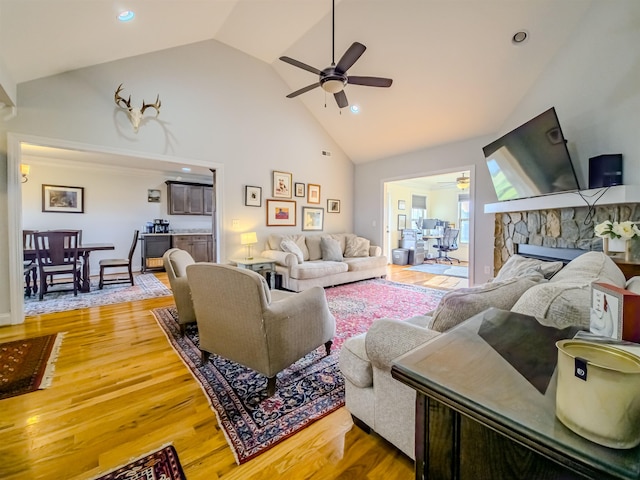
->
391 307 640 480
230 257 277 289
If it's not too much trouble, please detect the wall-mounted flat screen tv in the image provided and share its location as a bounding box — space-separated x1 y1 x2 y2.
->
482 107 581 201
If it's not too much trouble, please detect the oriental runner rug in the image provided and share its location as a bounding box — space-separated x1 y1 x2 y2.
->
0 333 64 400
153 278 446 464
90 444 186 480
24 274 172 316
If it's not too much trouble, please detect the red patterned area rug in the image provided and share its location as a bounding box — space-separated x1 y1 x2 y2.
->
90 444 185 480
152 278 446 464
0 333 64 400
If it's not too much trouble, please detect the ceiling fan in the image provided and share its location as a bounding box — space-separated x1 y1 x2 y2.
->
438 173 471 190
279 0 393 109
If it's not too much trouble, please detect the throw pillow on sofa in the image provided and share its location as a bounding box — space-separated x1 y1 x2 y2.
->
428 272 547 333
493 254 563 282
511 252 626 329
280 239 304 263
345 236 370 258
321 236 344 261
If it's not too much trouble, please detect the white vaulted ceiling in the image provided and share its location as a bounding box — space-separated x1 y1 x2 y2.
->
0 0 593 163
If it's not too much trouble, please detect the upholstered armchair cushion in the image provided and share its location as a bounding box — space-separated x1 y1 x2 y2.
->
163 248 196 329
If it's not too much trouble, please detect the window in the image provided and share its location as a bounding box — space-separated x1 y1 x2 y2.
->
411 194 427 230
458 193 470 244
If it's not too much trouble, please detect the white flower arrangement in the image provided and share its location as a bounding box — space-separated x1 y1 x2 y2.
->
594 220 640 240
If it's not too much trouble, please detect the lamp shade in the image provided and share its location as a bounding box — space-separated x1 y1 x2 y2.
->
240 232 258 245
20 164 30 176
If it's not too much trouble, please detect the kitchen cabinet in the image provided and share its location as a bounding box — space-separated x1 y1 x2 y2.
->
172 234 213 262
166 181 212 216
141 234 171 272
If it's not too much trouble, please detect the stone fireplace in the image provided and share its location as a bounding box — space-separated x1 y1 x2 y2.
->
494 203 640 272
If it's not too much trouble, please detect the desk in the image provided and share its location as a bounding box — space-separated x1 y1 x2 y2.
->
25 243 115 293
230 257 277 289
422 235 442 261
392 308 640 480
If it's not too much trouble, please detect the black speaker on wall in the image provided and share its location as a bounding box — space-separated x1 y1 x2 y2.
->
589 154 623 188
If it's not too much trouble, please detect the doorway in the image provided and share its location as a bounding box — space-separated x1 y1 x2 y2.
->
6 133 224 325
383 168 474 282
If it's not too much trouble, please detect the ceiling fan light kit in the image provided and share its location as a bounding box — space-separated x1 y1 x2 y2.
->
279 0 392 108
456 174 470 189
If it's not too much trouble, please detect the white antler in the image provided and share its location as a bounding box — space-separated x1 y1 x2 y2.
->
114 84 161 132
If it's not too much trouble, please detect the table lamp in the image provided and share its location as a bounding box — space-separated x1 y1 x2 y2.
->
240 232 258 260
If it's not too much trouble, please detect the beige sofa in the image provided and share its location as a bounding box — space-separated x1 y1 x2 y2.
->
339 252 627 459
260 233 387 292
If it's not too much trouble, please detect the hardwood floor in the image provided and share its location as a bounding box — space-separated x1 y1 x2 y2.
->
0 264 463 479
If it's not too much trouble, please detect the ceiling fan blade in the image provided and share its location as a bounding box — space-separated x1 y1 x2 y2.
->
334 90 348 109
335 42 366 74
279 56 323 76
348 76 393 88
286 82 321 98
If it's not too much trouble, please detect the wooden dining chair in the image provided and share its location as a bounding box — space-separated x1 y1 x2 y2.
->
23 230 38 297
98 230 139 289
34 230 82 300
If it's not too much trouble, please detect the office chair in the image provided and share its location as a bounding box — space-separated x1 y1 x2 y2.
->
436 228 460 264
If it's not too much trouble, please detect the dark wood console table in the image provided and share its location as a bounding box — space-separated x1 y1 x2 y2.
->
391 308 640 480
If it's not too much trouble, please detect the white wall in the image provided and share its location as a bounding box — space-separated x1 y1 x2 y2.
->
355 1 640 285
0 39 355 320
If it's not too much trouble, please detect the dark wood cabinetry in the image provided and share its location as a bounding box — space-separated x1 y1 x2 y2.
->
141 234 171 272
172 235 213 262
166 181 213 216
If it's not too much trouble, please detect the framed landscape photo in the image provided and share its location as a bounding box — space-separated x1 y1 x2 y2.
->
307 183 321 204
42 184 84 213
327 199 340 213
245 185 262 207
273 171 292 198
266 199 296 226
302 206 324 231
295 182 305 197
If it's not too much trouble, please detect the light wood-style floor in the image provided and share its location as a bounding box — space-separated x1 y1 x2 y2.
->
0 264 465 480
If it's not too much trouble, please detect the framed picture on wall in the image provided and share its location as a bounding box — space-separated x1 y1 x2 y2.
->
42 184 85 213
273 171 292 198
397 214 407 231
245 185 262 207
266 199 296 226
307 184 321 204
302 207 324 231
147 189 161 203
327 199 340 213
398 200 406 210
295 182 305 197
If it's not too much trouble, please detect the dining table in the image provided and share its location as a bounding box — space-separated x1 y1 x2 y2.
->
24 243 115 293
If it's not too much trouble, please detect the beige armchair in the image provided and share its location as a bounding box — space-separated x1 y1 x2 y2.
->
163 248 196 334
187 263 336 396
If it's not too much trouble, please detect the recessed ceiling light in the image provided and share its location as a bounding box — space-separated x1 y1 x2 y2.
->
512 30 529 45
350 105 360 114
117 10 135 22
181 167 192 172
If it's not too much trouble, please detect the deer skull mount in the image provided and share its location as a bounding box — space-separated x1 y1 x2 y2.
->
114 84 161 132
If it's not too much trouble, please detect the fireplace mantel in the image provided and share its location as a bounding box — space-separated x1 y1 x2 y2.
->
484 185 640 214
